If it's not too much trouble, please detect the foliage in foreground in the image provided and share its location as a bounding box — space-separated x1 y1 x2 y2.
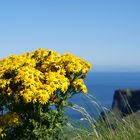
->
61 101 140 140
0 48 92 140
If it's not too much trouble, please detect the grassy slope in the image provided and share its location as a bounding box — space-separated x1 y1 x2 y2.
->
60 111 140 140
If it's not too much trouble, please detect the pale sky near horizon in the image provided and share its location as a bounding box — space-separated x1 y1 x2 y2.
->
0 0 140 71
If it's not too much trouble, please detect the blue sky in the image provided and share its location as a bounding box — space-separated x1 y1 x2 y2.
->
0 0 140 71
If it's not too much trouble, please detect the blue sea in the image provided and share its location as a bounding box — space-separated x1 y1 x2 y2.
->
66 72 140 120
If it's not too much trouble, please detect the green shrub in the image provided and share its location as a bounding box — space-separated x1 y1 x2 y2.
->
0 48 92 140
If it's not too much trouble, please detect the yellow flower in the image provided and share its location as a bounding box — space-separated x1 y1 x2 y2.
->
0 112 22 127
22 90 32 103
0 48 92 105
38 91 50 104
72 79 87 93
0 126 6 138
6 87 12 96
81 85 88 94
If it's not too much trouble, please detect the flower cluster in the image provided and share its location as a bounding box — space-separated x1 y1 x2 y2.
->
72 79 88 93
0 112 22 138
0 48 92 139
0 48 92 105
0 112 22 126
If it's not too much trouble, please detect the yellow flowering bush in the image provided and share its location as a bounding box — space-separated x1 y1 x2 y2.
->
0 48 92 139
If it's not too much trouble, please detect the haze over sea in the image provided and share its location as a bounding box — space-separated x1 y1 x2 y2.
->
66 71 140 119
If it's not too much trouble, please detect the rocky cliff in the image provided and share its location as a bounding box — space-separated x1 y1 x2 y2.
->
111 89 140 117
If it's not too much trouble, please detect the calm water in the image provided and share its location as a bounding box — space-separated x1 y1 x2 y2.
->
66 72 140 119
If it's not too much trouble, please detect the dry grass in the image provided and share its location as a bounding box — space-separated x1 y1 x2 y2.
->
60 94 140 140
